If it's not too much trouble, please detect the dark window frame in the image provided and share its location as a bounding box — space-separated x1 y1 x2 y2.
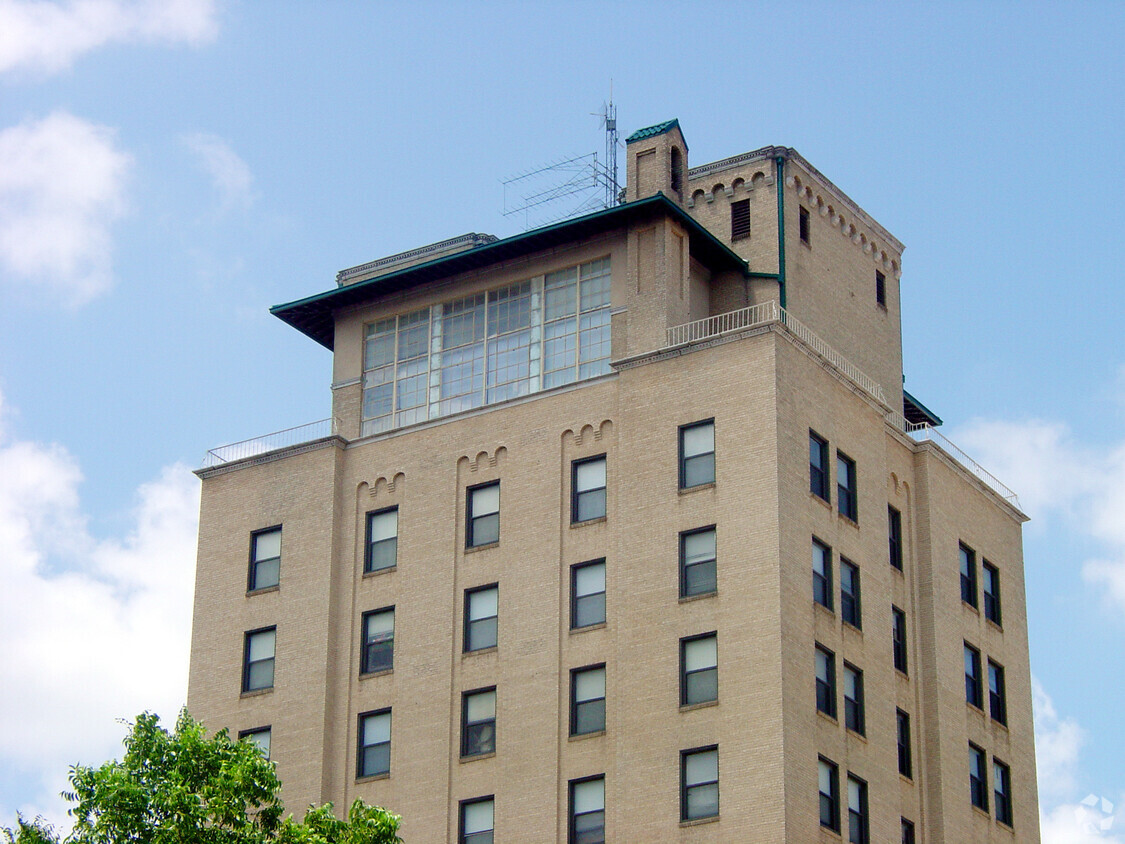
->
897 709 913 779
901 818 915 844
568 775 606 844
238 725 271 759
969 743 989 812
572 455 607 524
888 506 903 571
364 506 398 573
989 659 1007 725
571 559 606 628
356 707 391 779
819 756 840 832
730 198 751 241
843 662 864 735
815 644 837 719
464 584 499 652
983 561 1002 625
679 419 716 490
813 537 833 610
570 663 606 736
994 758 1013 826
840 557 861 628
242 626 276 693
360 605 395 674
892 607 908 674
876 270 887 307
458 796 494 844
960 542 978 608
680 526 717 598
837 451 858 521
680 632 718 706
461 686 497 758
799 205 811 245
847 773 869 844
466 481 500 548
248 525 282 592
810 431 829 501
680 745 719 822
965 642 983 709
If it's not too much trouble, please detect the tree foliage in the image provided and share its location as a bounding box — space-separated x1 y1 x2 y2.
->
3 712 401 844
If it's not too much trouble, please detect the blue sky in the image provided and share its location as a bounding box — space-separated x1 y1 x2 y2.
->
1 1 1123 839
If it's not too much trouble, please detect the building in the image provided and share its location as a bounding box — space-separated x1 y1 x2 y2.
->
188 120 1040 843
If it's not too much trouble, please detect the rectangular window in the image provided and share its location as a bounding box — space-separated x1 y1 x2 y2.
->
681 746 719 821
969 744 988 812
569 776 605 844
800 205 811 244
572 456 607 523
465 585 498 651
813 538 833 610
892 607 908 674
681 633 718 706
815 644 836 719
467 482 500 547
679 420 715 489
837 452 858 521
901 818 915 844
888 506 903 570
242 627 276 692
249 527 281 591
680 527 717 598
730 198 751 241
810 431 829 500
983 561 1002 625
897 709 912 779
960 542 978 607
876 270 886 307
965 643 983 708
239 726 271 759
365 508 398 572
361 607 394 674
841 558 862 628
848 775 869 844
571 560 606 628
461 688 496 758
819 757 840 832
994 759 1013 826
989 660 1007 725
570 665 606 736
357 709 390 778
459 797 494 844
843 663 864 735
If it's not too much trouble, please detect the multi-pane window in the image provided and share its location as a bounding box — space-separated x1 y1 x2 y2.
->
813 538 833 610
989 660 1007 725
679 420 715 489
841 558 861 628
969 744 989 811
960 542 978 607
243 627 276 692
800 205 811 244
848 775 869 844
892 607 908 674
888 506 903 570
572 456 607 523
569 777 605 844
461 688 497 757
571 560 606 628
544 258 612 388
994 759 1013 826
357 709 390 778
249 527 281 591
810 431 829 500
815 645 836 718
901 819 915 844
876 270 887 307
897 709 913 779
467 482 500 547
843 664 864 735
361 608 394 674
965 643 983 708
459 797 494 844
681 746 719 821
680 527 717 598
983 561 1002 625
571 665 606 736
365 508 398 572
819 757 840 832
837 452 858 521
239 726 271 759
465 585 498 651
681 633 718 706
730 198 751 241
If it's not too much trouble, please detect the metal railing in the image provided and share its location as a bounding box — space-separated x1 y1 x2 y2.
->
903 424 1021 507
201 418 339 468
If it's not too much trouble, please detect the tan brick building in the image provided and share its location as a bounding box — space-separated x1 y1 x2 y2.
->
188 120 1040 843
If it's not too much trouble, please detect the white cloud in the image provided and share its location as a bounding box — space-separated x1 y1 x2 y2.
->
1041 799 1125 844
0 111 131 303
0 0 217 76
0 387 199 827
184 132 254 212
1034 676 1085 802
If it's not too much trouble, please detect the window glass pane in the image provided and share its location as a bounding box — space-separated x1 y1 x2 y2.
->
573 779 604 813
248 629 275 661
684 530 716 564
470 588 498 619
845 668 859 698
686 783 718 818
463 800 493 834
579 260 611 311
682 423 714 457
819 761 833 793
369 510 397 542
684 637 717 671
848 779 862 811
545 267 578 320
575 668 605 700
466 691 496 720
685 750 717 784
366 610 394 637
816 650 830 680
575 563 605 595
443 295 486 347
363 712 390 743
472 484 500 515
576 458 606 490
254 529 281 561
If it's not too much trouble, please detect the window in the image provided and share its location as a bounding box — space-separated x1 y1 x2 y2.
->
467 482 500 547
901 818 915 844
888 506 903 570
897 710 912 779
679 420 715 489
357 709 390 778
670 148 683 194
459 797 494 844
876 270 886 307
819 757 840 832
680 527 717 598
812 538 832 610
571 665 606 735
239 726 270 759
965 643 983 708
681 746 719 821
361 607 394 674
461 688 496 757
809 431 829 500
569 776 605 844
969 744 988 812
465 585 498 651
815 645 836 718
989 660 1007 725
960 542 978 607
249 527 281 591
843 663 864 735
730 199 751 241
892 607 908 674
994 759 1013 826
841 558 861 628
800 205 811 244
572 456 607 523
365 508 398 572
681 633 718 706
983 561 1002 625
837 452 857 521
243 627 275 692
571 560 606 628
848 775 869 844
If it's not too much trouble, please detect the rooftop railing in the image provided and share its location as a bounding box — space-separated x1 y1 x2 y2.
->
201 418 339 468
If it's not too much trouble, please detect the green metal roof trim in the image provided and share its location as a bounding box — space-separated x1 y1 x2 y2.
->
903 389 943 427
271 192 748 350
625 119 680 143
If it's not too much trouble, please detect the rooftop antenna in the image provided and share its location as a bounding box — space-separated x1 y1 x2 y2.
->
593 84 620 209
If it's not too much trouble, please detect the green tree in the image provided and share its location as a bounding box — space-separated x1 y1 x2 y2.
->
3 712 400 844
